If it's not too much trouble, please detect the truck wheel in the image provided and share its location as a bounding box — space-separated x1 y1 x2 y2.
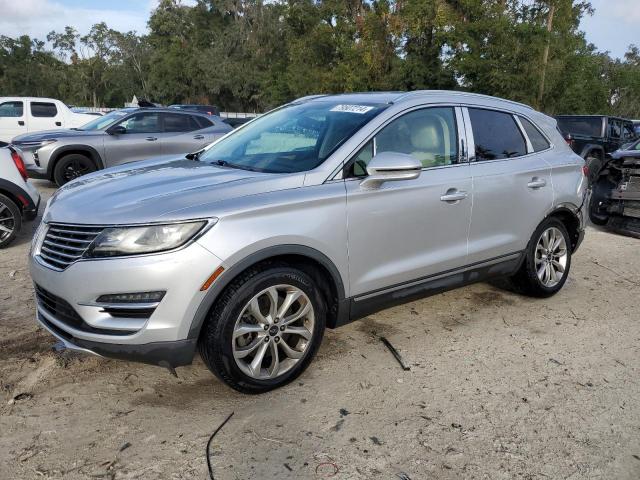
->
199 265 326 394
0 193 22 249
507 218 572 298
53 154 97 186
585 154 602 185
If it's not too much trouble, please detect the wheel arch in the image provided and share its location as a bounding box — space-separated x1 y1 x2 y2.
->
545 206 582 252
188 245 349 341
47 145 105 180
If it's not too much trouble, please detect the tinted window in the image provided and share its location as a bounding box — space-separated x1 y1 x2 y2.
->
609 119 621 138
469 108 526 160
163 113 199 132
346 107 458 177
622 123 636 142
31 102 58 118
519 116 550 152
556 117 602 137
118 113 160 133
193 115 213 129
0 101 23 117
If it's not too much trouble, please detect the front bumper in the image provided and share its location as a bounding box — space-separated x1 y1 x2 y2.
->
30 241 224 368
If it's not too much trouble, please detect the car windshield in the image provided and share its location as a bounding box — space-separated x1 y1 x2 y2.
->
199 101 387 173
556 117 603 137
77 110 131 131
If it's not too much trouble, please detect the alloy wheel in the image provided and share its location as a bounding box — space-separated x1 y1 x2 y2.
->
534 226 568 288
63 160 91 181
232 284 315 380
0 201 15 242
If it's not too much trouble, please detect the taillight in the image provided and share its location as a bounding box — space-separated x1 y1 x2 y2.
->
582 165 589 177
10 148 28 181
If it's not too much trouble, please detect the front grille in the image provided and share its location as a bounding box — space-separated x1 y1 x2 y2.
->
35 284 130 336
38 224 103 270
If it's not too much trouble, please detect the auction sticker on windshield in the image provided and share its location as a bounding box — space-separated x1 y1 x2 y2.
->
330 104 375 114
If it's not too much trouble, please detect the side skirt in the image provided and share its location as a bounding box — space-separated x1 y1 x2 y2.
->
333 252 523 327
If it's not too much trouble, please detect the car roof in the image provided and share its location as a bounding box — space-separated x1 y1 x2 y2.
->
295 90 535 111
556 114 634 122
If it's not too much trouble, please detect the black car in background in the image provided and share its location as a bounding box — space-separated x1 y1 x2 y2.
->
555 115 638 183
169 104 220 116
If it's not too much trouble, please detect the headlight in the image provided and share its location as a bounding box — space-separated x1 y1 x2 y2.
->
85 221 208 258
17 139 57 149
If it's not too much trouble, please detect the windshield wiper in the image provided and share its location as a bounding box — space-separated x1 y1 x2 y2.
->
185 149 204 160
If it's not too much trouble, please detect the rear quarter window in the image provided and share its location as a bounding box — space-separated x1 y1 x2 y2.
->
519 116 551 152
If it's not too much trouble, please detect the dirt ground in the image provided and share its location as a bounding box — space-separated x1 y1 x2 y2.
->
1 181 639 480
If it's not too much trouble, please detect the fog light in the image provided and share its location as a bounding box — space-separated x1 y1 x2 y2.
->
96 291 165 304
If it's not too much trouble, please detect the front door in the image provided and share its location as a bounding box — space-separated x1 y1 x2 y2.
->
344 106 472 296
104 112 164 167
0 100 27 142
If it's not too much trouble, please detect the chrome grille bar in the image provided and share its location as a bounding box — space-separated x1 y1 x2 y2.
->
37 223 104 270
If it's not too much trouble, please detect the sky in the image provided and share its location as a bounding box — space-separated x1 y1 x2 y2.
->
0 0 637 59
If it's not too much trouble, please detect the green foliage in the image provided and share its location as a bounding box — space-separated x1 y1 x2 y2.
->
0 0 638 117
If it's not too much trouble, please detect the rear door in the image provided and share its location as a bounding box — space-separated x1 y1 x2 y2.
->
103 112 164 167
465 107 554 263
344 105 472 296
0 100 27 142
160 112 211 155
28 100 64 132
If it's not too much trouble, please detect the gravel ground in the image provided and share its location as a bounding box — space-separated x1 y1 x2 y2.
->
1 181 639 480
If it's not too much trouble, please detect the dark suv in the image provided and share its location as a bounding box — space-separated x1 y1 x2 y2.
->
555 115 638 183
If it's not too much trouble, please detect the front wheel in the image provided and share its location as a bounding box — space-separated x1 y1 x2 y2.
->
508 218 572 298
199 265 326 394
53 154 97 186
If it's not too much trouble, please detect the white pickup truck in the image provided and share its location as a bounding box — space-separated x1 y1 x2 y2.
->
0 97 96 144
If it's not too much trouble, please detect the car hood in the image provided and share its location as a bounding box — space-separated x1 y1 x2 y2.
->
45 157 304 225
12 129 102 143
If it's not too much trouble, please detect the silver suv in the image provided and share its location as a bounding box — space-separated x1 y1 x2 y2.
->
29 91 587 393
12 108 232 186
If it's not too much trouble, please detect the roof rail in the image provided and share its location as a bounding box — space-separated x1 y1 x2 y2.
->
393 90 534 110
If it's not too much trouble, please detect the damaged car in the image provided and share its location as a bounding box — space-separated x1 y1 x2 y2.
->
590 139 640 237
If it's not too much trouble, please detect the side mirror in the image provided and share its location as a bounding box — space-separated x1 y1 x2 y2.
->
108 125 126 135
360 151 422 189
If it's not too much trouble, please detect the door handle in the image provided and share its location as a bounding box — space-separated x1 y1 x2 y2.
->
18 120 24 126
145 137 158 141
193 134 204 140
440 189 468 202
55 121 62 126
527 178 547 189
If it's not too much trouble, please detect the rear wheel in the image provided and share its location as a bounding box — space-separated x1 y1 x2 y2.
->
0 193 21 248
585 154 602 185
199 265 326 394
53 154 97 186
508 218 571 298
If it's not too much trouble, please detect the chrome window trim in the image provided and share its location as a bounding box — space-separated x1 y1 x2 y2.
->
513 115 534 154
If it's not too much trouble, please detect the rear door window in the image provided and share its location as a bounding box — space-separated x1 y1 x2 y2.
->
468 108 526 161
0 101 23 117
518 116 551 152
31 102 58 118
163 113 200 132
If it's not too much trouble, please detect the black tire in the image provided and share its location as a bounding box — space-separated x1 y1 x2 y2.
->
198 265 326 394
507 218 572 298
0 193 22 249
53 153 97 186
585 154 602 186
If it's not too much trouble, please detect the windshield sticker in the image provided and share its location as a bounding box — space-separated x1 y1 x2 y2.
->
330 104 375 114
